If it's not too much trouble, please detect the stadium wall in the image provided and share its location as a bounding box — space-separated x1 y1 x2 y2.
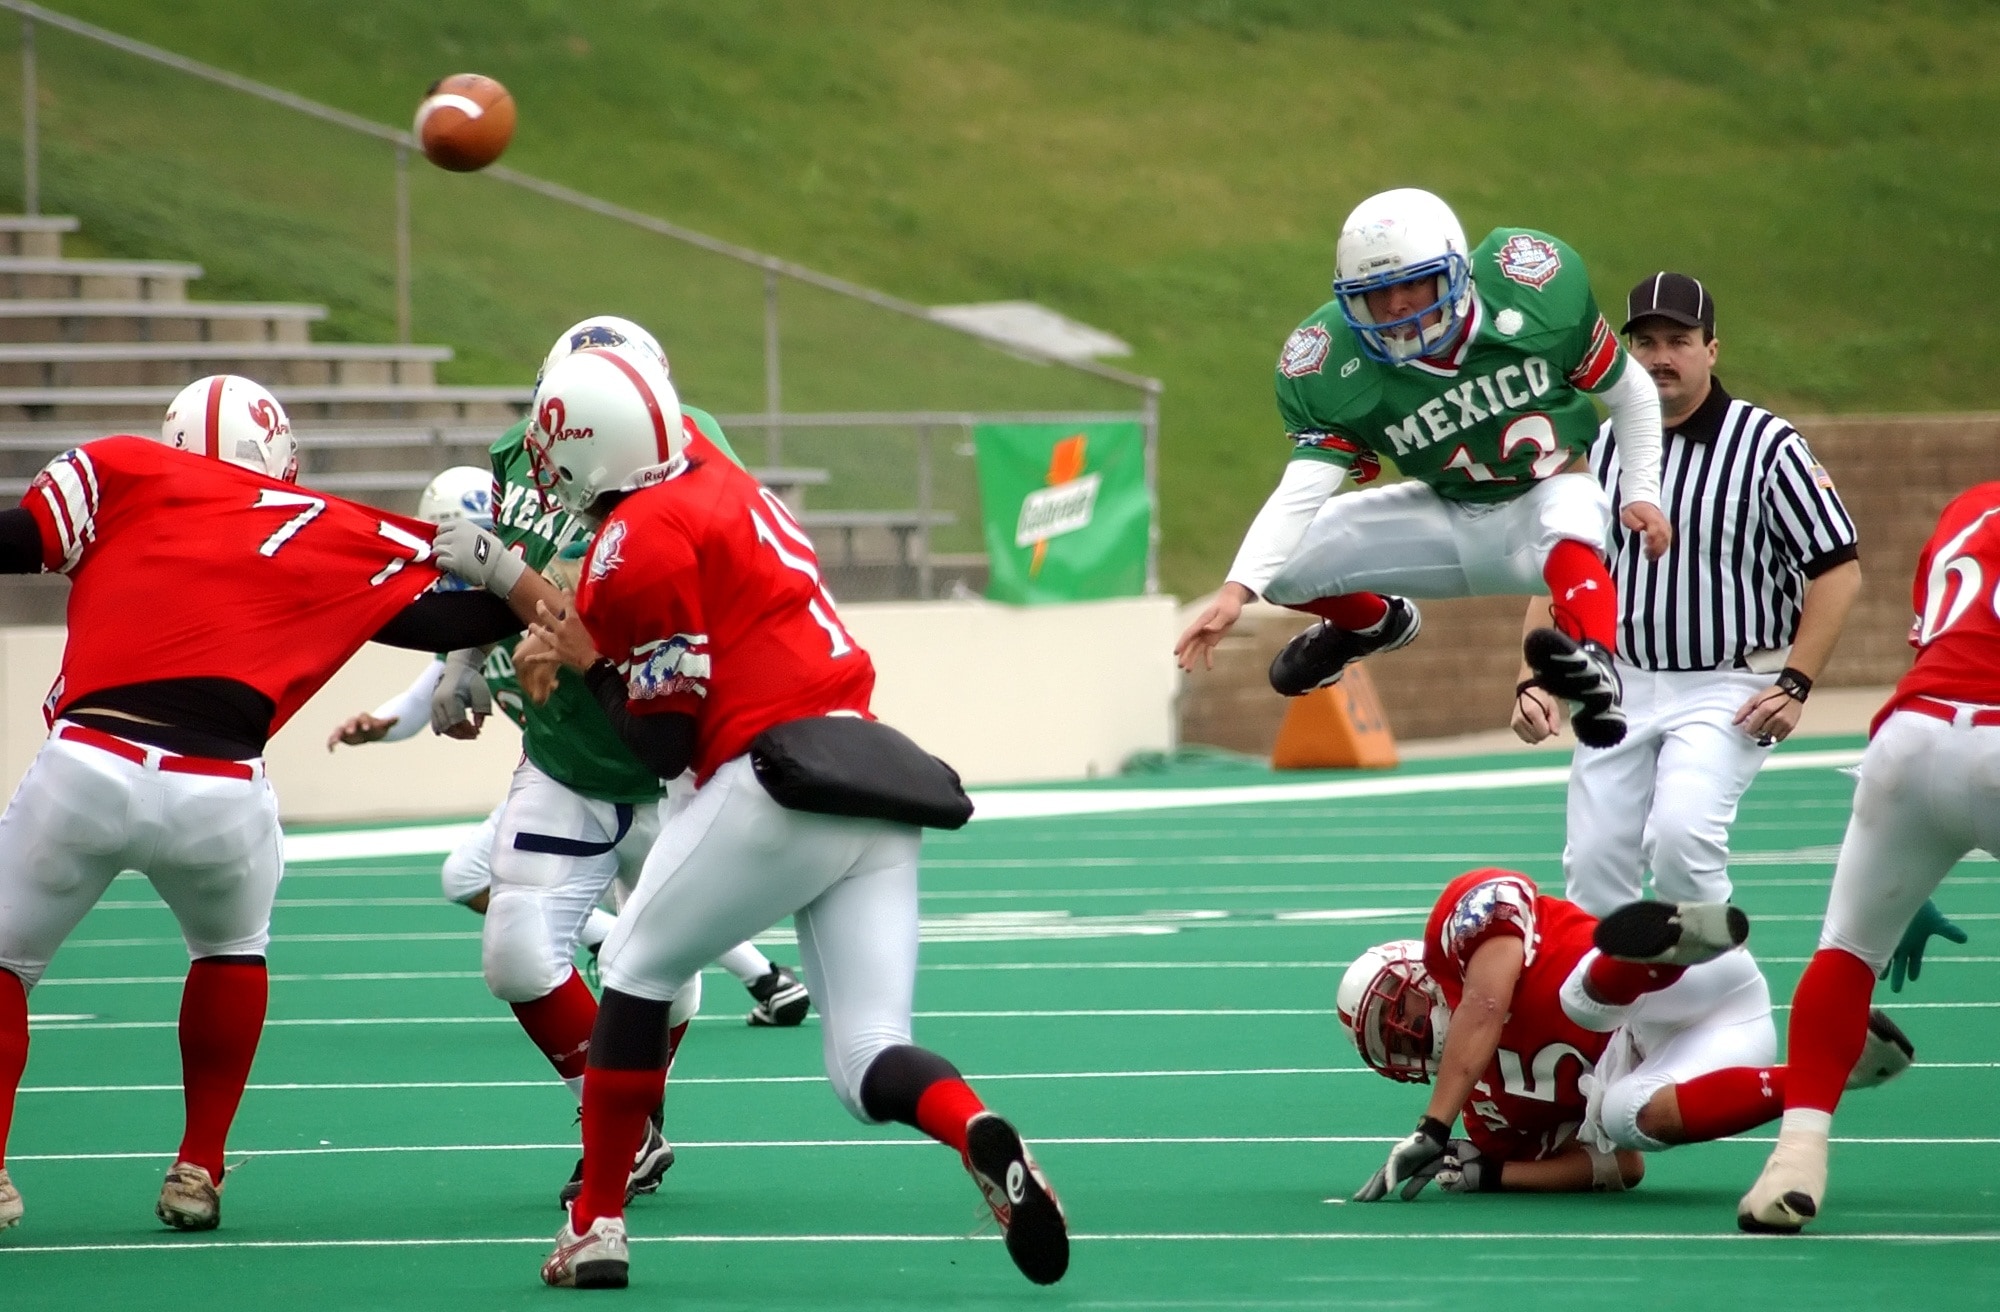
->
0 595 1180 821
1178 414 2000 753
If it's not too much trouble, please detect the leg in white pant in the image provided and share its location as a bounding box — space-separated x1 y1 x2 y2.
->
715 941 775 985
794 843 920 1121
1643 679 1770 906
1563 728 1659 918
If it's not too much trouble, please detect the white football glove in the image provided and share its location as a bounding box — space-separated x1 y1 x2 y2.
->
1434 1139 1501 1194
431 518 527 596
429 647 492 736
1353 1117 1451 1202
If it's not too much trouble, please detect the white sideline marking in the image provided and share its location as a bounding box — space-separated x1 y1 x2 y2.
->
26 1006 1331 1031
272 750 1866 865
3 1230 1997 1256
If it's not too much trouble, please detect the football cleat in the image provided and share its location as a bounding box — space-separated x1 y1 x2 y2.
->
1737 1132 1828 1235
0 1167 22 1230
1523 627 1626 747
1594 899 1749 967
1268 597 1421 697
963 1112 1069 1285
1845 1008 1916 1090
746 964 811 1028
559 1109 675 1209
155 1161 222 1231
542 1213 630 1289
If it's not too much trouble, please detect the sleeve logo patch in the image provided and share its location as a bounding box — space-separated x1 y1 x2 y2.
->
627 633 711 701
1495 234 1562 290
586 519 627 582
1810 463 1836 490
1279 325 1333 378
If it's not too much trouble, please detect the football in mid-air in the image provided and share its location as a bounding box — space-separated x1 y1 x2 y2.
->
414 73 515 172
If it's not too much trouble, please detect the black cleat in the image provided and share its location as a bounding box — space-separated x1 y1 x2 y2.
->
1268 597 1421 697
558 1108 675 1209
746 963 812 1027
964 1112 1069 1285
1523 627 1626 747
1594 899 1749 966
1846 1008 1916 1090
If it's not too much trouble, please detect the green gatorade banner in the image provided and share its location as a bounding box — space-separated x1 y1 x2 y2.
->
974 420 1150 605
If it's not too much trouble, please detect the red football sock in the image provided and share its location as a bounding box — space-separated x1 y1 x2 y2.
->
1586 954 1685 1005
1784 948 1877 1115
1542 539 1617 647
175 959 269 1181
1287 592 1390 631
914 1078 988 1155
1673 1065 1786 1142
0 969 27 1169
511 969 598 1081
570 1065 665 1230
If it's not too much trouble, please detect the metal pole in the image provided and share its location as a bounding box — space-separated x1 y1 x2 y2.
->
1141 385 1161 595
763 263 782 465
393 142 411 343
915 424 933 600
20 15 36 216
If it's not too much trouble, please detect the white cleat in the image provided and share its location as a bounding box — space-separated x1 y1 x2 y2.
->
1738 1132 1828 1234
1845 1008 1915 1090
155 1161 222 1231
1594 899 1749 967
542 1213 630 1289
0 1167 22 1230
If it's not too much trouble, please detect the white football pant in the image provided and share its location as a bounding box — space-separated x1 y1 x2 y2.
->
600 755 920 1122
0 725 281 990
1563 664 1774 916
1819 707 2000 970
440 804 503 906
1262 472 1611 604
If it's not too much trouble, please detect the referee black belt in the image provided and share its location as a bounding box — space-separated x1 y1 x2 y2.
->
511 802 636 857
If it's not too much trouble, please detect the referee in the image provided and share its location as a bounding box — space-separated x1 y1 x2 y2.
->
1513 272 1863 916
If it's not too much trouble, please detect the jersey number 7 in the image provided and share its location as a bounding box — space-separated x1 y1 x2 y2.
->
251 488 433 585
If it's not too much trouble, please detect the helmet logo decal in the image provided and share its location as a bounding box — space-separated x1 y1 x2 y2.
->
1495 234 1562 290
1278 325 1332 378
248 397 288 438
570 325 629 350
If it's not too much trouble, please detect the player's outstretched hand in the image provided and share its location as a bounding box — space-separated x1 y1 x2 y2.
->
1511 681 1561 744
529 598 603 675
431 518 528 596
327 712 397 751
1886 899 1968 992
1175 583 1253 673
429 647 490 738
1353 1117 1450 1202
1621 501 1673 560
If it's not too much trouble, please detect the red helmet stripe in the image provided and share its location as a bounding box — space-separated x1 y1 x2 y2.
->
582 348 670 461
203 376 227 459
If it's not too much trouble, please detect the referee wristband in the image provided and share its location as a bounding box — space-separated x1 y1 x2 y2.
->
1775 667 1814 703
1515 678 1544 699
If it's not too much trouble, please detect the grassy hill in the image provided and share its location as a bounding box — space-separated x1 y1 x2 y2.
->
9 0 1997 592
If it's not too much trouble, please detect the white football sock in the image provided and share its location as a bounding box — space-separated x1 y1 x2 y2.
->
715 942 773 985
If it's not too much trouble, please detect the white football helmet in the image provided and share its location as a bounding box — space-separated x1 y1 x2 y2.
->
527 344 686 518
1332 188 1474 365
416 465 495 527
161 374 298 481
536 315 670 388
1336 939 1450 1084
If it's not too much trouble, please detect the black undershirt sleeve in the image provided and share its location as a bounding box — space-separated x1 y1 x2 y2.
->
371 589 523 650
0 506 47 574
583 658 697 780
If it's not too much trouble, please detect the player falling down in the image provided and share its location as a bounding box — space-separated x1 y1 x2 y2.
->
1738 483 2000 1232
1175 188 1672 747
330 461 809 1024
0 377 538 1236
425 343 1068 1290
1340 869 1912 1199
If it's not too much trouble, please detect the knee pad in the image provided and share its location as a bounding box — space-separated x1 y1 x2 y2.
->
1559 951 1635 1033
439 845 491 906
1597 1071 1673 1153
481 891 565 1003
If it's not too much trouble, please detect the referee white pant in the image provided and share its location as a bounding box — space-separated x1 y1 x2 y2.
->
1562 664 1773 917
1818 706 2000 970
1263 472 1611 603
600 755 920 1122
0 725 281 990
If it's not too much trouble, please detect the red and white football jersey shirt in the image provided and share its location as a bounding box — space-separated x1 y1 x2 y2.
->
22 436 440 732
1422 868 1610 1162
574 448 876 785
1874 481 2000 733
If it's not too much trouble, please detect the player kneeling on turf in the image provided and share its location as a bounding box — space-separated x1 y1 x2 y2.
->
1339 869 1912 1200
432 345 1068 1290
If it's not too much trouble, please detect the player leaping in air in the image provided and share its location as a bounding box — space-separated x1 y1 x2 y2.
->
1175 188 1672 747
1340 868 1911 1200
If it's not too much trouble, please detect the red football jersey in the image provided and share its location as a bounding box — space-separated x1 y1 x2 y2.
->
1422 869 1610 1162
574 447 876 785
23 436 441 732
1874 481 2000 734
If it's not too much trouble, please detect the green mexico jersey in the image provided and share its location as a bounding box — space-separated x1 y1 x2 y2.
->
483 405 742 803
1274 227 1628 504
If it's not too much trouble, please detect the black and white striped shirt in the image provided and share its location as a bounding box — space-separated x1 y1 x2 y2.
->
1591 378 1858 672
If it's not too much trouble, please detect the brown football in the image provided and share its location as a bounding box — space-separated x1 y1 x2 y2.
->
414 73 516 172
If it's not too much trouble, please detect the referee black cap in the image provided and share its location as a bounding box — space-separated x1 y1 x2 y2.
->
1623 272 1715 336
